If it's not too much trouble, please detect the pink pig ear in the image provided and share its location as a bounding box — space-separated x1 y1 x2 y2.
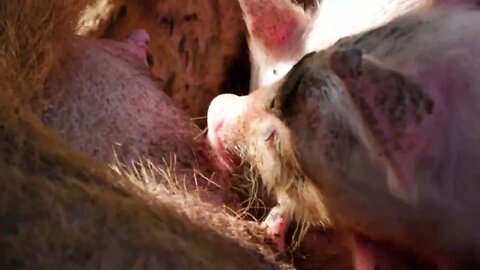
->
238 0 316 56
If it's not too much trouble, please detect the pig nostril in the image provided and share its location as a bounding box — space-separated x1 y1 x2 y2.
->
212 118 225 137
215 119 224 131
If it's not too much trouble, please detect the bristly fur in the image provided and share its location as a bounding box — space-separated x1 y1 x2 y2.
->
238 117 332 248
218 90 333 245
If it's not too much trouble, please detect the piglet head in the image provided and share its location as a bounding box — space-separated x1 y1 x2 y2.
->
207 85 291 175
274 47 435 205
207 51 330 223
125 28 150 50
209 44 437 227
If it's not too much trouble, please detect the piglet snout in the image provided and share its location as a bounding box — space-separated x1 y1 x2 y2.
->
207 94 247 170
125 28 150 49
123 28 150 65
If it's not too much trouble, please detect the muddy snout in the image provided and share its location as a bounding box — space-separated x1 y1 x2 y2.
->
207 94 248 170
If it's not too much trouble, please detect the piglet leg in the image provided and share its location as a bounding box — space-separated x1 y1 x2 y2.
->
261 205 290 253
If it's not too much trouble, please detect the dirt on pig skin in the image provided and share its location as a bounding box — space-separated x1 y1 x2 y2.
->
207 7 480 270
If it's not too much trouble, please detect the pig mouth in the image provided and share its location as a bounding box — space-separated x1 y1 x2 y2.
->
207 119 243 172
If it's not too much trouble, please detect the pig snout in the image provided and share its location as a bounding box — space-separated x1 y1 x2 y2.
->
126 28 150 49
207 94 247 170
124 28 150 65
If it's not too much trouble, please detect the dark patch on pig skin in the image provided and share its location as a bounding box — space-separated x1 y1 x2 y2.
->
164 73 177 97
182 13 198 22
146 52 154 67
178 35 186 54
158 16 175 36
268 45 429 171
270 51 317 116
262 13 436 170
335 49 435 129
323 124 358 165
353 24 415 48
329 48 363 79
329 48 435 157
267 51 359 167
117 5 127 19
333 15 428 59
176 34 189 66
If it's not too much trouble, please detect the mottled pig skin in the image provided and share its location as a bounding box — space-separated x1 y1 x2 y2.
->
238 0 479 90
208 7 480 269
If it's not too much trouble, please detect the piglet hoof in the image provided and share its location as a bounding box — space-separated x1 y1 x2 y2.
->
261 205 289 253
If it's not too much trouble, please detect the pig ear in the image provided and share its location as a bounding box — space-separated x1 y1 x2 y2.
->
238 0 316 56
329 49 435 204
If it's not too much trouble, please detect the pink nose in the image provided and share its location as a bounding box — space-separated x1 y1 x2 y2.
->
207 93 246 166
126 28 150 46
207 94 243 131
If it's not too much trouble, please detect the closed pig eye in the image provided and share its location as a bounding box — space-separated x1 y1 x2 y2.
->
271 69 303 117
271 51 316 117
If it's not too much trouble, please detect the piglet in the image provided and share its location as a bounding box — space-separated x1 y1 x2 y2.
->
208 7 480 269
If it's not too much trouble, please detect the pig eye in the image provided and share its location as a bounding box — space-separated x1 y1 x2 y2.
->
269 96 277 109
269 97 282 115
273 69 277 75
262 126 276 142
